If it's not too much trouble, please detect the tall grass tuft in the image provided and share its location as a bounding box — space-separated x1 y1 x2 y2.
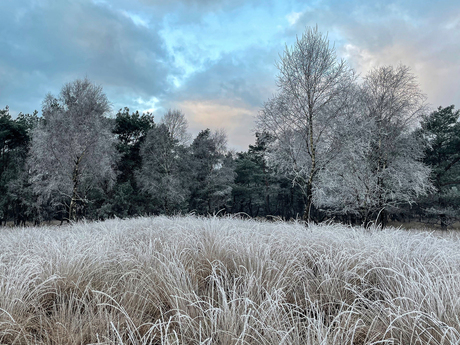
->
1 216 460 344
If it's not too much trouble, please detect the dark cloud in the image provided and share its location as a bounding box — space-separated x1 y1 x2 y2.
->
0 0 174 114
1 0 458 148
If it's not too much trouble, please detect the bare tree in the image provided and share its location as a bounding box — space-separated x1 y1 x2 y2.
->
315 65 432 226
210 128 228 156
137 124 189 214
362 65 427 128
257 26 356 222
160 109 192 146
29 78 117 221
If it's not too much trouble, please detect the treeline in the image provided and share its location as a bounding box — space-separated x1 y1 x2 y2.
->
1 97 459 228
1 28 460 228
0 97 305 226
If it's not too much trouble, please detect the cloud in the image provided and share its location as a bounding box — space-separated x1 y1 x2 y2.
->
156 46 281 149
0 0 174 114
178 100 257 151
286 11 302 26
136 0 265 13
288 0 460 108
134 96 160 113
121 10 150 28
1 0 459 149
172 48 278 105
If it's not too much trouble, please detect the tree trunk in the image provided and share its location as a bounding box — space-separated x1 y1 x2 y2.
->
302 182 313 223
69 160 80 222
439 195 448 230
164 197 169 215
69 191 77 222
440 214 447 230
263 163 271 215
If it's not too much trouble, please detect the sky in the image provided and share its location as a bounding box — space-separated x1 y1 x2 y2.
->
1 0 459 151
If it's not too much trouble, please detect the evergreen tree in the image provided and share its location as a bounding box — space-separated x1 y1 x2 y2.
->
0 107 38 225
419 105 460 228
189 129 235 214
111 108 155 217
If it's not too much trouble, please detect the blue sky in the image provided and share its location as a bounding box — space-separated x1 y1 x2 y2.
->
1 0 459 150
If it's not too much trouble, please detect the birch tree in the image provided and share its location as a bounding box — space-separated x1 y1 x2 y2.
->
257 26 355 222
160 109 192 146
315 65 432 226
28 78 117 221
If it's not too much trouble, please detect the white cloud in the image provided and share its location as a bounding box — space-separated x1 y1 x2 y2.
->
135 96 159 113
286 11 302 26
121 10 150 28
340 40 460 109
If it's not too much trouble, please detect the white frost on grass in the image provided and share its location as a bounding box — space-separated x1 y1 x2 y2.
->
0 216 459 344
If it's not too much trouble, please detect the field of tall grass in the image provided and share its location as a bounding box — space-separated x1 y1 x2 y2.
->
1 216 460 344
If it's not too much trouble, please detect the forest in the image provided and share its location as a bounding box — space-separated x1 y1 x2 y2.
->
0 28 459 228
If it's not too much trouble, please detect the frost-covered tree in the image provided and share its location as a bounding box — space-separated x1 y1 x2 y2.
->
160 109 192 146
257 26 356 222
315 65 432 226
137 124 189 214
28 78 117 221
210 128 228 155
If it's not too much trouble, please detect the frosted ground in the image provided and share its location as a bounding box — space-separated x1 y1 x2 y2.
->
1 216 460 344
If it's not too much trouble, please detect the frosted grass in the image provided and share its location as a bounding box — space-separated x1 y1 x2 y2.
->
0 216 460 344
